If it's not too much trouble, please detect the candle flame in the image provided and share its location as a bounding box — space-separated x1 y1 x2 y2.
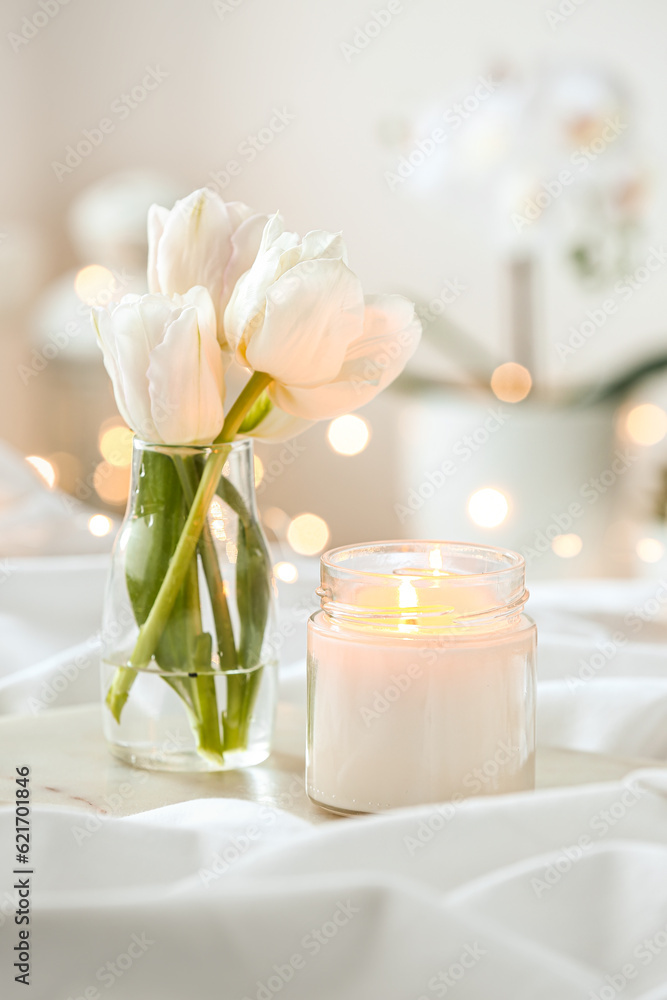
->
429 548 443 571
399 578 417 609
398 578 419 633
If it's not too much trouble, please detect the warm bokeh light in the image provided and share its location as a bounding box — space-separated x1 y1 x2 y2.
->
263 506 289 534
327 414 370 455
209 497 226 541
99 424 134 467
552 533 583 558
636 537 665 563
467 488 509 527
74 264 115 306
25 455 56 489
93 462 131 505
254 454 264 486
47 452 81 492
88 514 113 537
625 403 667 446
274 561 299 583
287 513 330 555
490 362 533 403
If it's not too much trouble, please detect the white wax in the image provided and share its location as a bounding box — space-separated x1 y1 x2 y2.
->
307 621 536 813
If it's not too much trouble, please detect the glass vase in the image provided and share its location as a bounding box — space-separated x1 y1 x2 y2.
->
100 437 278 772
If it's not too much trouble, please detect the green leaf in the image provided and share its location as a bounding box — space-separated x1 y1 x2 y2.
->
237 390 273 434
235 517 271 670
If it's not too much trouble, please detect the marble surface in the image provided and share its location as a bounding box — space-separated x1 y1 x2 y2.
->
0 701 663 824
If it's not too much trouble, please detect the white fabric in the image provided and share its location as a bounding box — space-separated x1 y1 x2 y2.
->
2 775 667 998
4 460 667 996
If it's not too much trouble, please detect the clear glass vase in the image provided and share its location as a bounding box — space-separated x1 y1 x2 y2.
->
100 438 278 772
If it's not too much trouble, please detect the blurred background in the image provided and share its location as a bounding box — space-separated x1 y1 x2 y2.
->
2 0 667 580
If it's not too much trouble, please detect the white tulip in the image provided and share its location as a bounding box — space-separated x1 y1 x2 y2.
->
92 287 225 445
148 188 267 345
224 214 421 425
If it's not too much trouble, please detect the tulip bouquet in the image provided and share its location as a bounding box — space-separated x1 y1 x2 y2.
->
94 188 421 769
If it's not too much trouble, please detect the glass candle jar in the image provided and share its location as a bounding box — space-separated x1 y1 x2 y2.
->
307 541 536 814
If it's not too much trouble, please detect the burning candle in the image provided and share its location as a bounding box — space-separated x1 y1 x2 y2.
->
306 541 536 814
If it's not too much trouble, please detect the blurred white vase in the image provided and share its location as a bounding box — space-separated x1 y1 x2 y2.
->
396 390 620 579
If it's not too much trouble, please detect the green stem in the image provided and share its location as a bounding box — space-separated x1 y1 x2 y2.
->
185 563 223 763
173 457 238 670
127 372 272 674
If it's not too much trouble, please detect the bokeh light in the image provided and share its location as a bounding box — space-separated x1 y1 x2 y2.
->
287 513 330 555
327 414 370 455
254 455 264 486
490 363 533 403
47 452 81 493
274 561 299 583
26 455 56 489
467 488 509 528
93 462 130 505
636 537 664 563
99 424 134 466
552 533 583 558
625 403 667 446
88 514 113 537
263 507 289 535
209 497 227 541
74 264 115 306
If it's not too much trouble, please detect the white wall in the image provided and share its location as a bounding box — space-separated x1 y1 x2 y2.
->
1 0 667 547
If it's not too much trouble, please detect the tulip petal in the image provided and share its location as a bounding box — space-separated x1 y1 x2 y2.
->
147 304 224 445
244 258 365 385
147 204 169 293
106 296 176 440
241 403 314 443
154 188 234 312
92 307 137 434
221 212 270 320
269 294 421 420
299 229 348 263
224 212 301 352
